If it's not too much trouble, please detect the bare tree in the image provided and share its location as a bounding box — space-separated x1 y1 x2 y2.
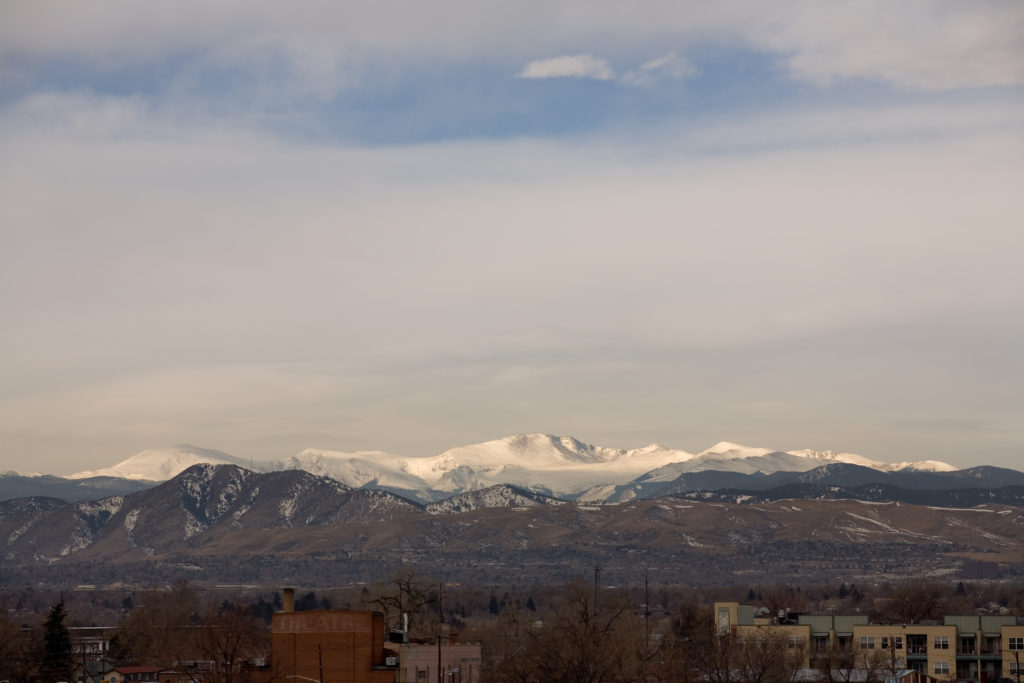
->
482 580 646 683
194 604 269 683
362 569 441 638
879 581 942 624
691 627 802 683
113 580 201 666
0 611 24 681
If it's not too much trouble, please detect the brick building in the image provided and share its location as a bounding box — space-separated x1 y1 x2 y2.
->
264 590 482 683
272 609 395 683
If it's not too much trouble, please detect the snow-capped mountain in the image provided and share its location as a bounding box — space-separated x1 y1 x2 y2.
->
630 441 952 483
403 434 692 496
58 434 961 503
67 445 248 481
270 448 421 488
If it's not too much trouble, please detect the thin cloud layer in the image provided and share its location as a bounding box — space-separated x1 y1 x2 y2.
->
0 1 1022 473
620 52 697 86
2 2 1021 93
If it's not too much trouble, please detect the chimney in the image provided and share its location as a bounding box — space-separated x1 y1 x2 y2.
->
282 587 295 613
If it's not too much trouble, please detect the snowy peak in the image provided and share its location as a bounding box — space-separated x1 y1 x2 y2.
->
51 435 961 504
693 443 917 473
411 433 689 474
402 433 693 494
698 442 775 459
67 445 247 481
270 448 427 492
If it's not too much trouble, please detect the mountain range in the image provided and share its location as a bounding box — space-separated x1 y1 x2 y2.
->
4 434 974 504
4 435 1022 590
2 461 1023 590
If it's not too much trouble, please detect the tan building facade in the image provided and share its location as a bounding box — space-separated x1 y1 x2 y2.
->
715 602 1024 683
390 642 482 683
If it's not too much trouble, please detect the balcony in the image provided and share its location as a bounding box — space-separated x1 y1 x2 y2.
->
956 651 1002 661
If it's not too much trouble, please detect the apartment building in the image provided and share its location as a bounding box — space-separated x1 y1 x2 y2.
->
715 602 1024 682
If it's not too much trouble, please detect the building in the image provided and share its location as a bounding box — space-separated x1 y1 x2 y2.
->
266 591 482 683
272 609 396 683
715 602 1024 683
389 640 482 683
70 625 115 661
107 665 161 683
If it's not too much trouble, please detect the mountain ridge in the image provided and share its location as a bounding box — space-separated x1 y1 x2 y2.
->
3 464 1023 589
49 434 958 500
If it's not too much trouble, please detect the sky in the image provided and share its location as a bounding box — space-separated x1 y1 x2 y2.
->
1 1 1023 475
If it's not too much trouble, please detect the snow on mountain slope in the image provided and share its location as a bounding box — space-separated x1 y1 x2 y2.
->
67 445 248 481
630 443 956 485
271 448 429 492
59 436 959 502
402 434 694 494
425 484 564 514
697 442 777 459
885 460 959 472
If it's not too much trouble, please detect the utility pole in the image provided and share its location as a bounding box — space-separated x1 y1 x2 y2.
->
438 582 443 683
644 570 651 681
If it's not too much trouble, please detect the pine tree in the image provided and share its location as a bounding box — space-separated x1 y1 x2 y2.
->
42 601 73 683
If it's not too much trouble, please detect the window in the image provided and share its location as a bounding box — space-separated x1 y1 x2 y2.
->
934 636 949 650
1010 662 1020 676
789 636 803 649
934 662 949 675
861 636 875 649
1010 637 1024 651
894 636 903 649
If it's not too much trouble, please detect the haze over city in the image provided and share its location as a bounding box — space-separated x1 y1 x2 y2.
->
1 2 1022 475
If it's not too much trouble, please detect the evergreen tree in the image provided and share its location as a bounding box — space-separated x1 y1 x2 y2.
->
42 601 73 683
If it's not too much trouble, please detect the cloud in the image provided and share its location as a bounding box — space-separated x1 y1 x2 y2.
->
753 1 1024 90
3 2 1022 93
517 54 615 80
2 89 1022 470
620 51 697 86
1 1 1023 473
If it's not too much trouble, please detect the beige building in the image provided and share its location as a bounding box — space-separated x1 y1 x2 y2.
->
389 641 482 683
715 602 1024 683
